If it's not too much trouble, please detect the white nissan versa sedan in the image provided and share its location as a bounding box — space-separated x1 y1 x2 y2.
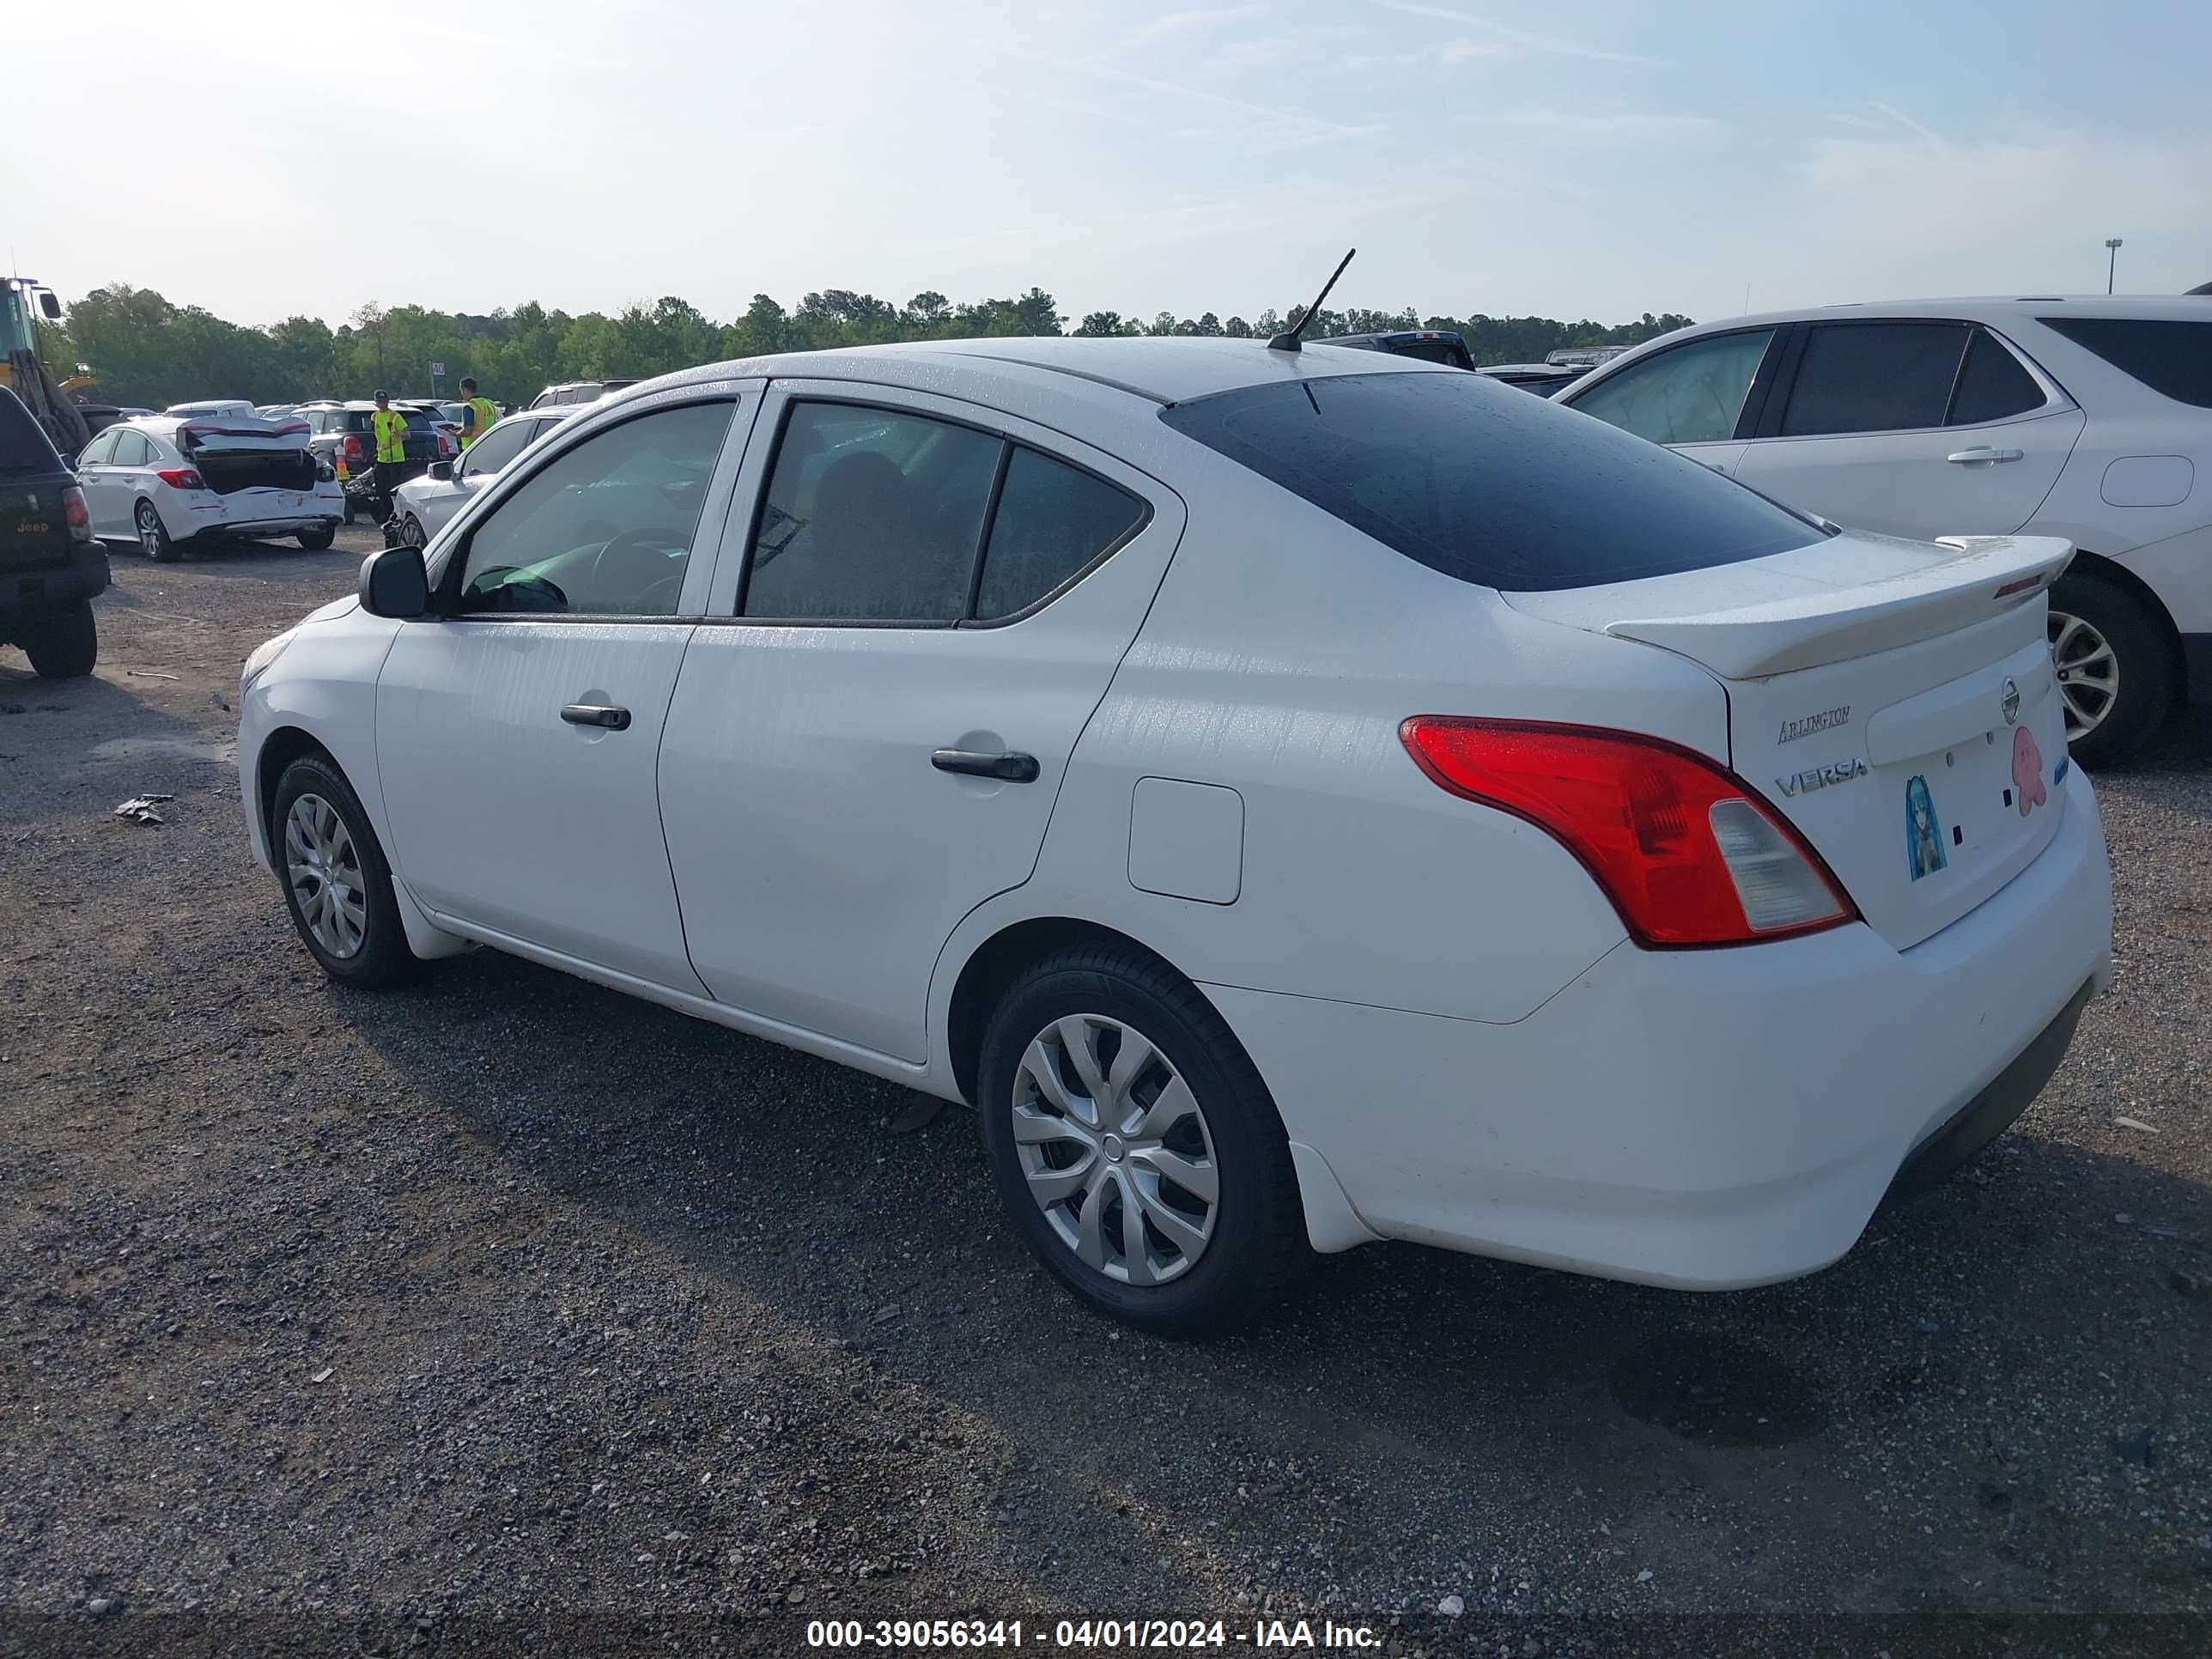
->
236 338 2114 1332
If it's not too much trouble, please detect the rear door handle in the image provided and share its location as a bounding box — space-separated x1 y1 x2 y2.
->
932 748 1039 782
1947 447 2025 465
561 702 631 731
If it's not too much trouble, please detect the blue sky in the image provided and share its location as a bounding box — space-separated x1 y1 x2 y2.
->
15 0 2211 328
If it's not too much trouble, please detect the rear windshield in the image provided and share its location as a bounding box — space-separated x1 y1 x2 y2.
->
1158 370 1826 592
0 388 64 475
1387 338 1474 368
2039 317 2212 409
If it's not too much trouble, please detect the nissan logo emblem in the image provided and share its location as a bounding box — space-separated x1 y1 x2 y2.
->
2002 678 2021 725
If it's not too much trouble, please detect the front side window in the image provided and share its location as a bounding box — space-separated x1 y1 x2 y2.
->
76 429 118 466
1779 322 1969 436
459 419 533 478
742 402 1000 622
1163 370 1824 593
456 401 733 617
1568 329 1775 445
2038 316 2212 409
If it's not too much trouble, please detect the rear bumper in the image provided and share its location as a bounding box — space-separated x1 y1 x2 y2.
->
0 542 111 621
1211 766 2114 1288
163 488 345 542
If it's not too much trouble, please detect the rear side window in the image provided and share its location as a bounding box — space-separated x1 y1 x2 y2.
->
2039 317 2212 408
744 404 1000 622
1389 339 1473 368
1780 323 1968 436
1948 328 2046 425
975 448 1146 618
1568 329 1773 445
112 431 154 466
1162 371 1823 593
0 388 62 474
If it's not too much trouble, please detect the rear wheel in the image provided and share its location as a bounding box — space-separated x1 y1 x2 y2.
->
135 500 178 562
22 600 97 678
296 522 337 551
976 945 1307 1334
270 754 417 988
2048 574 2174 768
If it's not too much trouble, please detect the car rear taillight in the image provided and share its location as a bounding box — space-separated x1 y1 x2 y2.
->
343 434 364 461
1399 717 1857 948
156 467 206 491
61 484 93 541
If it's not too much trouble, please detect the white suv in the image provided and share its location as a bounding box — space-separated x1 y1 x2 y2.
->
1559 298 2212 764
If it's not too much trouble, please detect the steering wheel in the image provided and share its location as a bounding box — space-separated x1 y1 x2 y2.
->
589 526 686 612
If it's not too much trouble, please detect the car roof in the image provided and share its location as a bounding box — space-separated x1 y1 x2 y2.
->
1662 294 2212 335
626 335 1442 412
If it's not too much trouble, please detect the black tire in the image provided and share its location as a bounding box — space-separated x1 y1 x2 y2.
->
296 522 337 551
975 945 1308 1334
269 753 418 989
400 514 426 550
135 500 178 562
22 600 97 678
342 495 358 526
2049 574 2175 769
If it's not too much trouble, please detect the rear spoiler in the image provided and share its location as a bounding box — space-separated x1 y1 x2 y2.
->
1596 536 2075 679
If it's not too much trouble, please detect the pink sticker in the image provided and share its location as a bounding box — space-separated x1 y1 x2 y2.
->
2011 726 2047 817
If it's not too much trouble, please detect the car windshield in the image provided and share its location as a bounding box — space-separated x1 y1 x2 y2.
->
1160 369 1827 592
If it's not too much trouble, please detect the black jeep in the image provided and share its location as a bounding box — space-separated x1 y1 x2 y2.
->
0 386 107 678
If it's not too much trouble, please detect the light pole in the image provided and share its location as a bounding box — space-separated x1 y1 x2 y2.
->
2106 238 2124 295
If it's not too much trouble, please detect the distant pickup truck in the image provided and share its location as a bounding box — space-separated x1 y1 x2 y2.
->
0 385 106 676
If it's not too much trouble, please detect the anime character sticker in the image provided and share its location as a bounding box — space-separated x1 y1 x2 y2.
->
1905 775 1947 880
2011 726 2049 817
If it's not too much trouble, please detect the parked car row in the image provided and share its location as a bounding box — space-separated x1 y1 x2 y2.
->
1553 295 2212 765
239 335 2114 1333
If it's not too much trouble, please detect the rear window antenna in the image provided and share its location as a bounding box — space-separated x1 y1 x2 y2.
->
1267 247 1357 353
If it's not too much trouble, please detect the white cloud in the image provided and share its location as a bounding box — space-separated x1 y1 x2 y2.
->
1459 109 1720 141
1367 0 1650 64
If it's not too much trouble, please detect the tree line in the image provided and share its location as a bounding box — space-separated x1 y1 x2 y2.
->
43 284 1693 410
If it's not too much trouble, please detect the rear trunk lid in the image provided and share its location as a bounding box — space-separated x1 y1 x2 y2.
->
178 415 319 495
1503 531 2075 950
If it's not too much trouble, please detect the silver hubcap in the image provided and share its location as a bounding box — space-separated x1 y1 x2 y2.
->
284 793 368 959
1012 1014 1219 1286
402 516 425 549
137 507 161 556
2048 609 2118 741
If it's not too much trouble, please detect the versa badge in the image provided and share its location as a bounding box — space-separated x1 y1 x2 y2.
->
1776 757 1869 797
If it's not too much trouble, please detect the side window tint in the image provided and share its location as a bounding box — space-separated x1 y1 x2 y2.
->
742 402 1000 622
2038 317 2212 409
461 419 532 477
975 448 1146 619
458 401 733 617
1781 323 1968 437
1568 330 1773 445
77 431 117 465
1948 329 2045 426
112 431 152 465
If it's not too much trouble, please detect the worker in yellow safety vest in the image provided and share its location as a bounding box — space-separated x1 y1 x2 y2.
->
458 378 498 450
368 390 410 524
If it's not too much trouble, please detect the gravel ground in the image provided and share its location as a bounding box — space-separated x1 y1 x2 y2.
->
3 533 2209 1658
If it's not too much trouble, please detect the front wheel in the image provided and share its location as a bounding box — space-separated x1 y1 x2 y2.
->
296 521 337 551
2048 574 2174 768
23 600 98 678
135 500 178 562
399 514 427 550
270 754 417 988
976 946 1307 1334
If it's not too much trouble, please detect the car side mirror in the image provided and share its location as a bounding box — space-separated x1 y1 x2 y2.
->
428 460 454 482
360 545 429 618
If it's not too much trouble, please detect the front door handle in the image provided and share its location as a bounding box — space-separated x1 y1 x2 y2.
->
932 748 1040 783
1947 447 2025 465
562 702 631 731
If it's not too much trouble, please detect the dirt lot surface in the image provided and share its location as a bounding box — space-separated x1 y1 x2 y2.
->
3 533 2209 1657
